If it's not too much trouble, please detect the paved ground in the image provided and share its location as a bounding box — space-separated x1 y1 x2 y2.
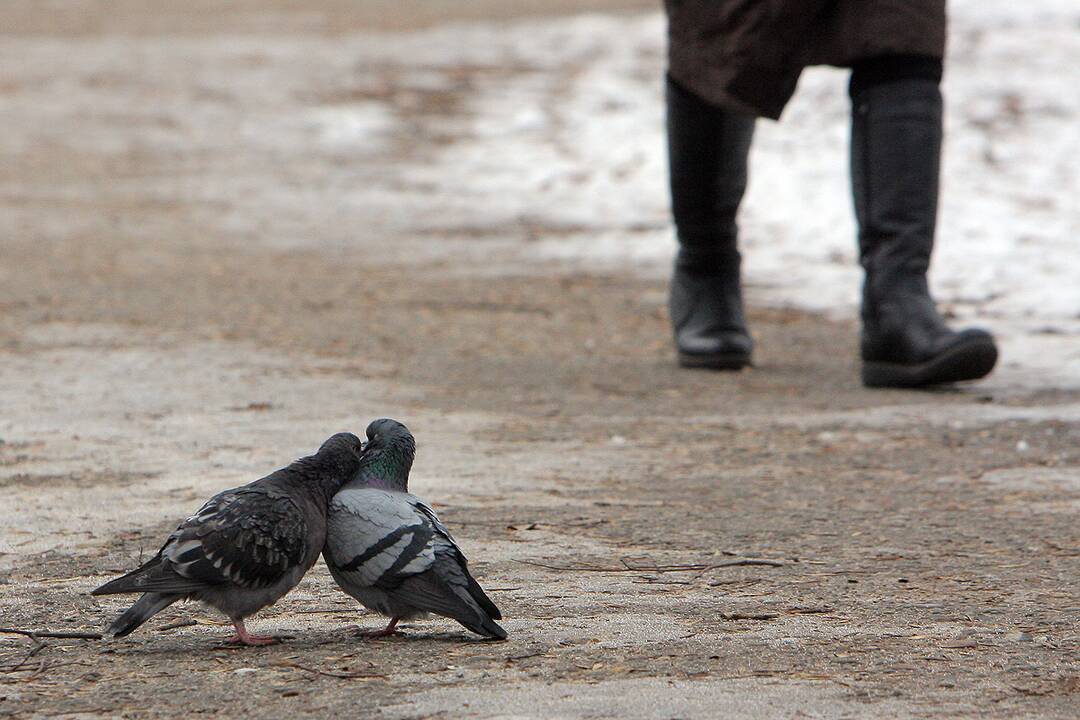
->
1 3 1078 718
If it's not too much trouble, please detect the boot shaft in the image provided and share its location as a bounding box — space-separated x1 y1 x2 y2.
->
850 77 943 304
666 75 756 258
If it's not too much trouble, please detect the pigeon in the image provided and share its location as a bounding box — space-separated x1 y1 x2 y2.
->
91 432 367 645
323 418 507 640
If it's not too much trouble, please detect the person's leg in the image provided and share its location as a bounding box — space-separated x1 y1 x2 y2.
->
667 75 756 369
849 55 997 388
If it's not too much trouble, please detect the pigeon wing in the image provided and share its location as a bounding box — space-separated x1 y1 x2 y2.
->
402 499 503 620
325 488 437 588
97 488 309 595
390 499 505 636
167 488 308 588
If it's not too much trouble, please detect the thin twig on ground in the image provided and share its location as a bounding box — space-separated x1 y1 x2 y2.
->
721 611 780 621
514 555 785 574
1 640 46 673
785 606 835 615
271 659 387 680
0 628 103 640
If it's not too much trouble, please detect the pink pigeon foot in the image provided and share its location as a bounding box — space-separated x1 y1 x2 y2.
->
227 620 279 646
358 617 399 638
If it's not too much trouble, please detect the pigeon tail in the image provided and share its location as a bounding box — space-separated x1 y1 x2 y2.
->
390 570 508 640
92 556 163 596
92 554 210 596
107 592 179 637
452 580 506 640
462 612 507 641
465 574 502 621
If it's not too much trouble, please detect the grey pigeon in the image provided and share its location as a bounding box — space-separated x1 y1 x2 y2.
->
91 432 367 645
323 419 507 640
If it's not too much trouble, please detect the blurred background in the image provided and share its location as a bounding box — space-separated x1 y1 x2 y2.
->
2 0 1076 383
1 3 1079 716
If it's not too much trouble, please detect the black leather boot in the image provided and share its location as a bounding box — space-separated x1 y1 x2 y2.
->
851 76 998 388
666 76 756 369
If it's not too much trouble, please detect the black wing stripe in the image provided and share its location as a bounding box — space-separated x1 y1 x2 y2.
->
377 524 436 586
338 524 425 573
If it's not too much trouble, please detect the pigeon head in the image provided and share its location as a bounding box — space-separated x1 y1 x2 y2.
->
349 418 415 491
319 432 366 456
312 432 367 489
365 418 414 447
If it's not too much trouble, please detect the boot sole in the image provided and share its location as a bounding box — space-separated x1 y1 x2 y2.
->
862 337 998 388
678 351 752 371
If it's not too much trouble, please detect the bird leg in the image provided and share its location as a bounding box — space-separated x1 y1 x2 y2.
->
226 619 278 646
359 617 399 638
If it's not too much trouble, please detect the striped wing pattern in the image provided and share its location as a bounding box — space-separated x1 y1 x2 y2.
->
325 488 447 589
124 488 308 594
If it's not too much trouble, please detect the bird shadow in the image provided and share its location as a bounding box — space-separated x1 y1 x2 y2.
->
288 625 504 648
104 624 501 657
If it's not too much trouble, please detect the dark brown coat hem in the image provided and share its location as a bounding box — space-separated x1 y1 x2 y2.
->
666 0 947 119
